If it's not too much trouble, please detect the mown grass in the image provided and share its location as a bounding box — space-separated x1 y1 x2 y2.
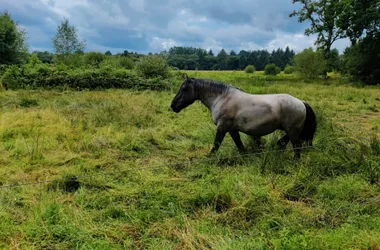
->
0 71 380 249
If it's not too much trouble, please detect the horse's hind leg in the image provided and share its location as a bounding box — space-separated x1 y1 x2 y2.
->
288 130 302 160
291 138 302 160
229 131 246 153
277 134 290 149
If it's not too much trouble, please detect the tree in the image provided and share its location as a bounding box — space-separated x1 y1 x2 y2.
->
217 49 228 70
294 48 327 80
33 51 53 64
230 50 237 56
338 0 379 84
208 49 214 56
337 0 379 44
52 18 86 55
290 0 345 78
0 11 28 65
122 50 129 57
342 33 380 85
105 50 112 56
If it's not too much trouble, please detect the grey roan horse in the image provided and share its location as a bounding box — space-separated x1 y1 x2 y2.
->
170 76 317 159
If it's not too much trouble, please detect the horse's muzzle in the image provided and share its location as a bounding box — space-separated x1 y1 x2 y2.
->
170 104 180 113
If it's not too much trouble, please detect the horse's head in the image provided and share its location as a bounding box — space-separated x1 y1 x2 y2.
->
170 74 198 113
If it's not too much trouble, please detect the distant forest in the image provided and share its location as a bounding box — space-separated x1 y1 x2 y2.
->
33 46 296 71
163 46 295 71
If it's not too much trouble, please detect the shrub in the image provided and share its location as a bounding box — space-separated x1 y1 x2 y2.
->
1 65 170 91
284 65 295 74
84 52 106 67
264 64 279 76
294 48 326 80
245 65 255 73
53 53 85 68
99 56 134 70
117 56 134 69
275 66 281 75
1 65 24 89
135 55 169 78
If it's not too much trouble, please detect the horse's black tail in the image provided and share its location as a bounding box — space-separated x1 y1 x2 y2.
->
300 102 317 146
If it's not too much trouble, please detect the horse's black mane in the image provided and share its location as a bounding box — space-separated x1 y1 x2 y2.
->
192 78 243 94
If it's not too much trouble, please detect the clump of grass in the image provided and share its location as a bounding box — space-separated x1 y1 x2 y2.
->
47 175 81 193
19 98 38 108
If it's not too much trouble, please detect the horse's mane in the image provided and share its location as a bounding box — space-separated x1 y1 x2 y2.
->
192 78 243 94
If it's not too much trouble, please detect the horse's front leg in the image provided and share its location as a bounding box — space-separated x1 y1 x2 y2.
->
208 127 227 156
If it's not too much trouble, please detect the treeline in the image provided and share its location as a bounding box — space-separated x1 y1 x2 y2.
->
32 50 145 65
164 46 295 71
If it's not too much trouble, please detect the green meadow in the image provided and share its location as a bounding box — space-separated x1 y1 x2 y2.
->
1 71 380 249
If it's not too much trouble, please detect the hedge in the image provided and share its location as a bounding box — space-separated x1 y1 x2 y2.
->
1 65 171 91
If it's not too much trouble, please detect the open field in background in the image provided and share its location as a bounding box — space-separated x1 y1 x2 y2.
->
0 71 380 249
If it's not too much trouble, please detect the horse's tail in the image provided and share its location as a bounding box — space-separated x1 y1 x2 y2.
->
300 102 317 146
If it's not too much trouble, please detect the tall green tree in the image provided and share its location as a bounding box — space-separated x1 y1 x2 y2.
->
0 11 28 65
52 18 86 55
338 0 379 43
339 0 379 84
217 49 228 70
290 0 346 78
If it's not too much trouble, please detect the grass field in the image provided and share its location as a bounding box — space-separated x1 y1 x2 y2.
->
1 71 380 249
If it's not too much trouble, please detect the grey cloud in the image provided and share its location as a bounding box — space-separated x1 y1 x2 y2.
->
2 0 319 53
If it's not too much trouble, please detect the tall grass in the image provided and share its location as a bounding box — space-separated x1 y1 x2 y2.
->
0 72 379 249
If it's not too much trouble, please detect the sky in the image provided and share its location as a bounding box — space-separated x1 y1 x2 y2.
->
1 0 351 54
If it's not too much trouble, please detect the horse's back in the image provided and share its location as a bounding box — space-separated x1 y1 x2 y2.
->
230 92 306 135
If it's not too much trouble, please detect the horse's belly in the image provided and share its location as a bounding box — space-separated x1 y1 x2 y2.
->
236 117 281 136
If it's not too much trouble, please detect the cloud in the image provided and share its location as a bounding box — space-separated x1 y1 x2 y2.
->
1 0 349 54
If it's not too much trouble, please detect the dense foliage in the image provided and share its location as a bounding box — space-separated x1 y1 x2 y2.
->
0 11 28 65
294 48 327 80
342 33 380 85
1 55 170 91
135 54 170 79
165 46 295 71
291 0 380 84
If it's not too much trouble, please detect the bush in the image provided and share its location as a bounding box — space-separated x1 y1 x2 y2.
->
84 52 106 67
117 56 134 69
54 53 85 68
1 65 170 91
275 66 281 75
264 64 279 76
245 65 255 73
294 48 326 80
99 56 134 70
135 55 169 78
284 65 295 74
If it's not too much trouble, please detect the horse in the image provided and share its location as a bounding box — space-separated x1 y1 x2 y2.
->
170 75 317 160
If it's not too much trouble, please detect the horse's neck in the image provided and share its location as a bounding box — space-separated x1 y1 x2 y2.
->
198 89 227 111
